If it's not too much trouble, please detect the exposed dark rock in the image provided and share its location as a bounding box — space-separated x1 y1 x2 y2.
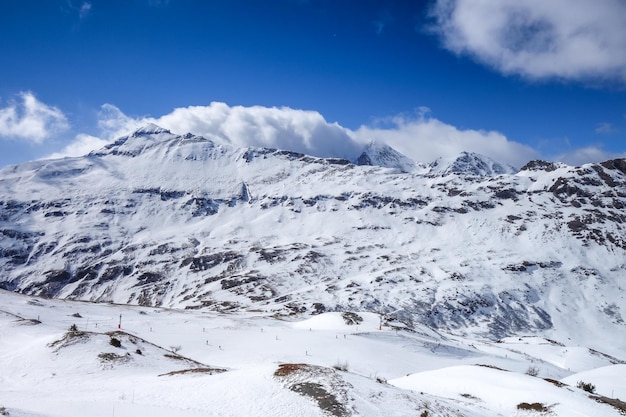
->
520 160 560 172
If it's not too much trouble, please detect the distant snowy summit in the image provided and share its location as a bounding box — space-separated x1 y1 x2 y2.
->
355 140 515 177
428 151 517 176
130 123 172 137
355 140 423 173
90 124 516 178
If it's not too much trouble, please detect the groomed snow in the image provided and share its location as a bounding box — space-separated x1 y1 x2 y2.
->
1 290 624 417
562 364 626 399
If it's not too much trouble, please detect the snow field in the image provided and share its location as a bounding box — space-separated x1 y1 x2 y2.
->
2 290 625 417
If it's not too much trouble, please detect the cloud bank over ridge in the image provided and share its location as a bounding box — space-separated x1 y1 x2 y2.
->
46 101 625 168
82 102 541 168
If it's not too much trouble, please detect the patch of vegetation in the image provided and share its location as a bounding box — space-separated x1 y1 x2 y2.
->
98 352 131 364
544 338 565 346
475 364 508 371
516 402 550 412
47 325 89 350
135 349 142 355
420 411 428 417
164 353 185 360
109 337 121 348
71 312 82 318
274 363 351 416
593 395 626 414
17 318 41 326
333 361 349 372
158 367 227 377
162 352 207 367
274 363 310 377
526 366 540 377
460 393 480 400
577 381 596 394
0 405 8 415
290 382 349 417
543 378 566 388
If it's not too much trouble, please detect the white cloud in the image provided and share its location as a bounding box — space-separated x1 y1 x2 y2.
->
354 112 539 168
79 2 92 19
554 146 626 166
97 103 144 138
94 102 363 160
0 92 69 143
50 102 619 168
87 102 539 168
46 133 109 160
430 0 626 82
595 122 614 135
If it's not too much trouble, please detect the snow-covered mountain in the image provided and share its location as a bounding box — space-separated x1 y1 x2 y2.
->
355 140 423 173
428 151 517 176
1 125 625 349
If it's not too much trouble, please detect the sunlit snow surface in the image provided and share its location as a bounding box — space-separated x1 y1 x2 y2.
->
1 127 626 415
1 290 624 417
1 127 625 349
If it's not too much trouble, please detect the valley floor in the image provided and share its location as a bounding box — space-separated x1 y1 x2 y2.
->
1 290 624 417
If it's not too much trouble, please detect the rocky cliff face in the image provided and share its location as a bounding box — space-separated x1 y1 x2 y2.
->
1 126 625 340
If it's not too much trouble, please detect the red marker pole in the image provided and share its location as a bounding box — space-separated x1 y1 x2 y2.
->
118 314 122 329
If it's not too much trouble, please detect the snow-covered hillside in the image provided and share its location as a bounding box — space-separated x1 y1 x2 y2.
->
1 290 624 417
0 125 625 351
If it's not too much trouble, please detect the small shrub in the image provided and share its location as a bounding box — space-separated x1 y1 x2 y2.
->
517 402 549 412
109 337 121 348
577 381 596 394
333 361 349 372
420 411 428 417
375 376 387 384
163 353 186 361
526 366 539 377
135 349 142 355
71 312 82 318
68 324 78 333
159 367 227 377
98 352 131 364
0 405 9 415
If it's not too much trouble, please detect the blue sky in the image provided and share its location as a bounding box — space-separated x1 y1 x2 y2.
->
1 0 625 169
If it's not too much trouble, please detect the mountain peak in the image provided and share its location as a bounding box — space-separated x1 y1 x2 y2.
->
355 140 418 173
131 123 171 137
95 124 176 157
429 151 516 176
